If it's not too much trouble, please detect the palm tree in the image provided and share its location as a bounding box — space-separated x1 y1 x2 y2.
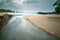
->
53 0 60 13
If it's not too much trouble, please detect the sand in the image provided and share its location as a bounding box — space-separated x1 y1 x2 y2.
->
24 15 60 38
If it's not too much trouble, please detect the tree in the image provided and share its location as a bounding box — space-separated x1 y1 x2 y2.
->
53 0 60 13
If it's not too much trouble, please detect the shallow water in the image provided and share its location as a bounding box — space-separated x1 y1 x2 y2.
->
0 16 59 40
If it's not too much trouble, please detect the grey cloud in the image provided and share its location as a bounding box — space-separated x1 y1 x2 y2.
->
0 0 56 12
0 0 15 9
24 0 40 4
0 0 12 6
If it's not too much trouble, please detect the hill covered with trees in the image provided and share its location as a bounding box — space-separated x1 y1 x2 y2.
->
0 9 15 12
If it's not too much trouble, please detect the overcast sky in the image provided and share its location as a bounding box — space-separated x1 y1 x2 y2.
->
0 0 56 12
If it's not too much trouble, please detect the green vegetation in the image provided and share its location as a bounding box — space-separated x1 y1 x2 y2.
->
37 12 55 14
38 0 60 14
53 0 60 13
0 9 15 12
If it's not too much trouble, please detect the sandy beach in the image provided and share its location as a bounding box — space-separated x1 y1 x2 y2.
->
24 14 60 38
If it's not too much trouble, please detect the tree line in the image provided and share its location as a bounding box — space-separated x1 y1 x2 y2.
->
0 9 15 12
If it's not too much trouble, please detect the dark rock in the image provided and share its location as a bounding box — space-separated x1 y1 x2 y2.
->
0 14 13 31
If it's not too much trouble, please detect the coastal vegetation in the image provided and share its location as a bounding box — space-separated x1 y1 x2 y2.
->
0 9 15 12
53 0 60 13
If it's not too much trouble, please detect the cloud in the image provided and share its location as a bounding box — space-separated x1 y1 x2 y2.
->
11 0 41 5
0 0 56 12
0 0 41 6
26 0 41 4
12 0 28 4
0 0 11 6
0 0 2 2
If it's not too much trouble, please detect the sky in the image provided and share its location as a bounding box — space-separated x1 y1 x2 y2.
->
0 0 57 12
